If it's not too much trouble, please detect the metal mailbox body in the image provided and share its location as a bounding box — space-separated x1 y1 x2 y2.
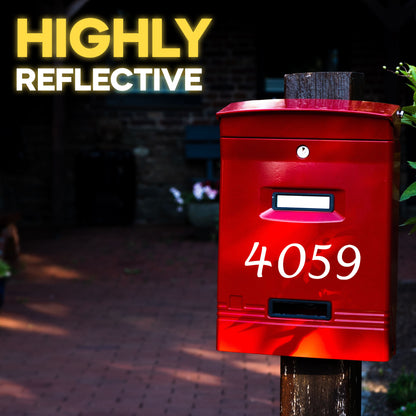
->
216 99 400 362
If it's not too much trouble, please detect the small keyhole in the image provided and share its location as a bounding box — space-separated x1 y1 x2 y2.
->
297 145 310 159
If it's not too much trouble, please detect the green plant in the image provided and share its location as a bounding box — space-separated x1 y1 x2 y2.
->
387 63 416 232
394 402 416 416
0 259 11 278
391 63 416 128
388 372 416 409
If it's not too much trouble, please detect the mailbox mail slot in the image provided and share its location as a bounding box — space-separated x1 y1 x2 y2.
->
216 99 400 361
273 192 334 212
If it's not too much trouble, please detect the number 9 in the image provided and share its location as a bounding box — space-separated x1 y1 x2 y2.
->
336 244 361 280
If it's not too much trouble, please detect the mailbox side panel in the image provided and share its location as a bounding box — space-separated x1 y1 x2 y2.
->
217 134 398 362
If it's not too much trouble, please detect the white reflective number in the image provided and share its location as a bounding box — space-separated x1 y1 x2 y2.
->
309 244 332 279
244 242 361 280
336 244 361 280
244 242 272 278
278 243 306 278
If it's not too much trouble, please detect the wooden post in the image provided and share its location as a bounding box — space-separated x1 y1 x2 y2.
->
284 72 364 100
280 72 364 416
280 357 362 416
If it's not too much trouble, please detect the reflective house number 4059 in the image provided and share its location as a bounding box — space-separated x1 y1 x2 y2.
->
244 242 361 280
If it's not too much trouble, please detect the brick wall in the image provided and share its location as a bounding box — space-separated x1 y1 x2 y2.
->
5 14 258 226
8 6 412 227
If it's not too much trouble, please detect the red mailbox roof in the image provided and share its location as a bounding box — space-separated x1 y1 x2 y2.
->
217 99 399 118
216 99 401 140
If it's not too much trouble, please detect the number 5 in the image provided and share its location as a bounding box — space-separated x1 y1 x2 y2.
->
309 244 332 279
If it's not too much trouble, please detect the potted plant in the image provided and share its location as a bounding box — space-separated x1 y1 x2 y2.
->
0 259 11 309
170 181 219 228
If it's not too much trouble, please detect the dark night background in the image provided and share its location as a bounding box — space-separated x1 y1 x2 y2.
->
2 0 416 228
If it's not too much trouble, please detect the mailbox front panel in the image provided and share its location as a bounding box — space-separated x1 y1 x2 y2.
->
217 100 400 362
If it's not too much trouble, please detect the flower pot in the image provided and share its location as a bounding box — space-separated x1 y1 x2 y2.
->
188 202 219 228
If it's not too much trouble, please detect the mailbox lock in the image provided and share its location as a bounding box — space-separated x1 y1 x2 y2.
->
297 145 310 159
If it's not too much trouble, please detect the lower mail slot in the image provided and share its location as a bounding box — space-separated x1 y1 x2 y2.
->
268 298 332 320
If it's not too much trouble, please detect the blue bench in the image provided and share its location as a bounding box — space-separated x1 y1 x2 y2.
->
184 125 220 181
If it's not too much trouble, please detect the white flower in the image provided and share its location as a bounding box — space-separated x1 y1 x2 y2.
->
169 187 181 199
192 182 204 200
204 186 218 200
169 187 185 211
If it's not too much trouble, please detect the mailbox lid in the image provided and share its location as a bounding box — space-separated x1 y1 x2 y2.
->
217 99 400 140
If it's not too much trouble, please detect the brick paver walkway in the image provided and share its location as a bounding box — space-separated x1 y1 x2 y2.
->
0 226 280 416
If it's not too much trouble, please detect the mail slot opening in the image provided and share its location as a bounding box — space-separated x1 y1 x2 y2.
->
272 192 334 212
268 299 331 320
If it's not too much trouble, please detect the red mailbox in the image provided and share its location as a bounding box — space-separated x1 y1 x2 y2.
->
216 99 400 361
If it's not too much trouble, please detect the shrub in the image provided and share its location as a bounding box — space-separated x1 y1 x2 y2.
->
394 402 416 416
388 372 416 409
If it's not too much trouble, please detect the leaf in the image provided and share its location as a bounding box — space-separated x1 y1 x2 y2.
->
0 259 11 278
407 84 416 93
401 217 416 234
402 105 416 114
400 216 416 226
408 161 416 170
409 64 416 79
400 181 416 201
401 115 416 127
406 64 416 89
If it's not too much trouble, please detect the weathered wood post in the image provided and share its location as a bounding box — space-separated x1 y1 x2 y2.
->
280 71 365 416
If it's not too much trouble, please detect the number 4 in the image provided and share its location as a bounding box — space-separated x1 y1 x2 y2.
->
244 242 272 278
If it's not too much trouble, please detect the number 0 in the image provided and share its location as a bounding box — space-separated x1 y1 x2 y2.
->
278 243 306 278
